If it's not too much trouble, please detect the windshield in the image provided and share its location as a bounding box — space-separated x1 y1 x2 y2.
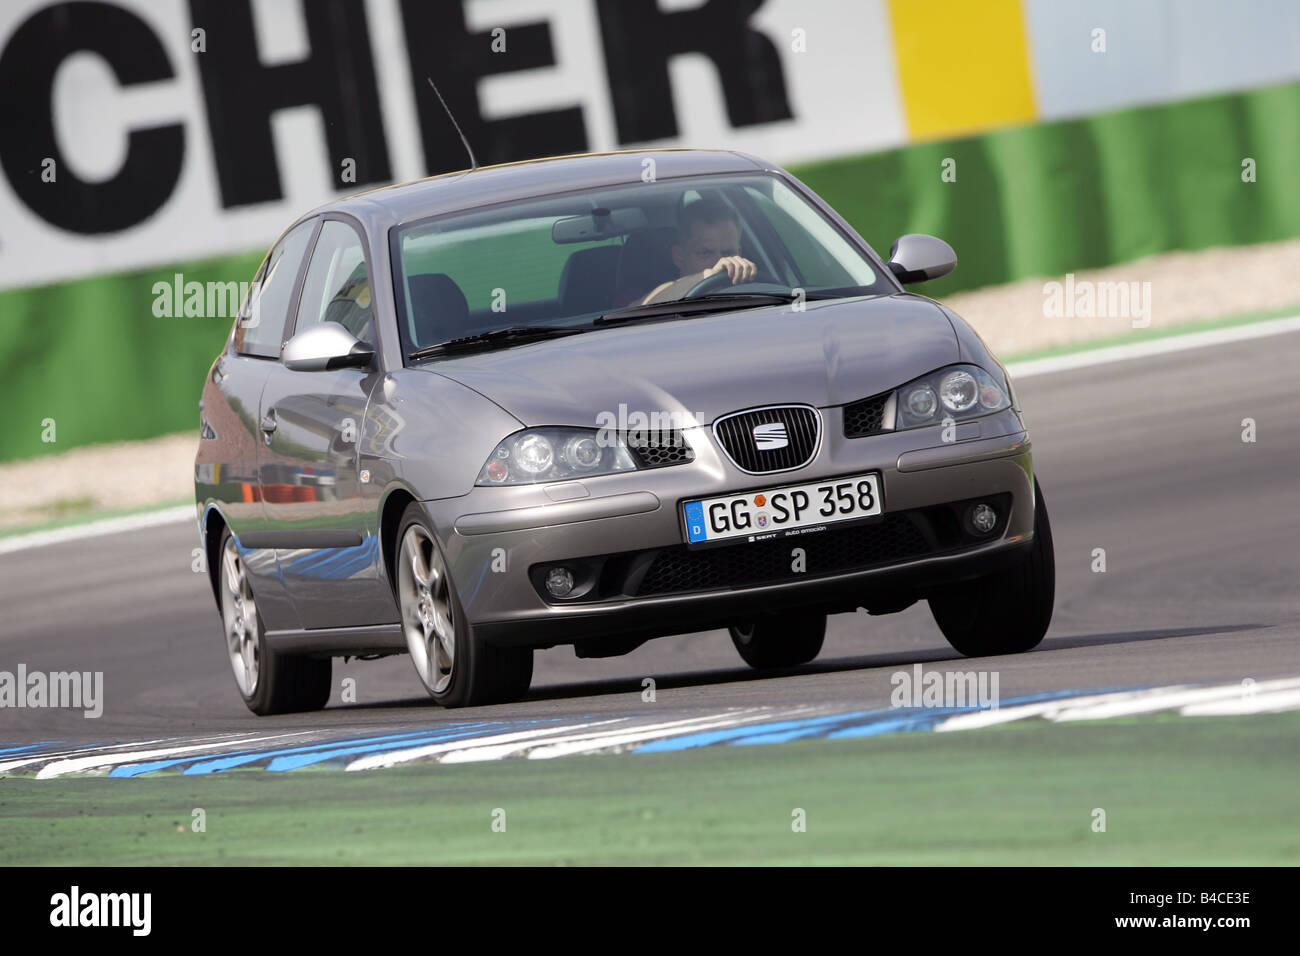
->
391 172 892 360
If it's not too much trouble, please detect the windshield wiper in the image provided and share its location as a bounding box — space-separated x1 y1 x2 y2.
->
594 292 804 325
408 325 590 359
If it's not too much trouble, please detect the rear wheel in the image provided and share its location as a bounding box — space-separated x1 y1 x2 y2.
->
729 612 826 669
218 528 331 715
929 478 1055 656
394 502 532 707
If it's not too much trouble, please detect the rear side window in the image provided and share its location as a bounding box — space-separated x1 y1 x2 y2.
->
234 219 316 358
293 220 373 342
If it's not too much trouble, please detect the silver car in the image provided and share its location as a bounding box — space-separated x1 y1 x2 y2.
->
195 148 1054 715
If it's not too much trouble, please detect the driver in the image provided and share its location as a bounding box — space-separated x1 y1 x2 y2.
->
640 198 757 304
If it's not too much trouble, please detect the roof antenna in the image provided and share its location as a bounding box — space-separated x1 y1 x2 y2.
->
426 77 478 172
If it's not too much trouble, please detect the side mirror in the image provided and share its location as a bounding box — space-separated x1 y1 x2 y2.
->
282 323 374 371
887 234 957 284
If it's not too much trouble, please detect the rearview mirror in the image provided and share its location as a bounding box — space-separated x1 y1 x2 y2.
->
887 234 957 284
282 323 374 371
552 207 648 244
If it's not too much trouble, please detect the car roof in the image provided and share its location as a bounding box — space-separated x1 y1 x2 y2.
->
308 148 778 234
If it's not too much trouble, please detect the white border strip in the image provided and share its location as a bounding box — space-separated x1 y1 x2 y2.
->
0 504 195 556
34 731 315 779
935 677 1300 733
1004 314 1300 380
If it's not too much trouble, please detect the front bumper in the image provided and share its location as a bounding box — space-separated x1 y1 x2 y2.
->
421 406 1036 648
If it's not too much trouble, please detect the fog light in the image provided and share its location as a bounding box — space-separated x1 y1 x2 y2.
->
969 503 997 534
545 566 575 597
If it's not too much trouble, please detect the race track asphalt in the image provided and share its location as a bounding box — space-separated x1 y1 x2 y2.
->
2 329 1297 745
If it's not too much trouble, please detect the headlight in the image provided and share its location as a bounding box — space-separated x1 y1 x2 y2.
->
514 434 554 474
905 383 937 418
476 427 638 485
938 370 977 412
895 364 1010 429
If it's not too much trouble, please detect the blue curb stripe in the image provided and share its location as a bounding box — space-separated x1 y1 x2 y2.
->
110 725 499 777
0 742 62 757
266 727 512 771
636 711 878 753
109 717 575 776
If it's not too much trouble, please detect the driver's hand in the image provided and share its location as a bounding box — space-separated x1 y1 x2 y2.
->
704 256 757 285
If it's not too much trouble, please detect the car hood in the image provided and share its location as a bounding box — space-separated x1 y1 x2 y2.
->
419 294 959 428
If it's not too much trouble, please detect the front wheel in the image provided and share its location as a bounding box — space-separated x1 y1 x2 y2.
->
729 611 826 669
394 502 532 707
928 478 1055 656
218 528 331 715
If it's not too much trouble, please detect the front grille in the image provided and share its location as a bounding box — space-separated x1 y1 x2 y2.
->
713 405 820 474
635 513 930 596
843 392 891 438
625 430 694 468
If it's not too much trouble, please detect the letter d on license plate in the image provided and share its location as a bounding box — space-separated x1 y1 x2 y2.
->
682 472 883 547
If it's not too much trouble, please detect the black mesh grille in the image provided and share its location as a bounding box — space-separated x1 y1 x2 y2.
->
713 406 819 473
625 430 694 468
843 392 890 438
635 513 930 596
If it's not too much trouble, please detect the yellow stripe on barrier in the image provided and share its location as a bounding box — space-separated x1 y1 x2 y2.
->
888 0 1038 141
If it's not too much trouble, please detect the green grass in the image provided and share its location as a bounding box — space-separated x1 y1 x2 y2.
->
2 712 1296 865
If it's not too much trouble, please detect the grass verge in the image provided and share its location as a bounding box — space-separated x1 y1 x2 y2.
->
2 712 1296 865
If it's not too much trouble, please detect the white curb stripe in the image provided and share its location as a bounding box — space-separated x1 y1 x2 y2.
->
34 732 314 779
0 731 278 774
933 689 1166 732
1181 688 1300 716
1049 678 1300 722
345 720 630 772
443 709 777 763
0 505 194 555
0 737 181 774
936 678 1300 732
1004 314 1300 380
525 709 787 760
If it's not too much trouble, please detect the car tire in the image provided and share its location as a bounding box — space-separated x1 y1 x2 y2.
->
928 477 1056 657
729 612 826 669
394 502 533 707
217 527 332 715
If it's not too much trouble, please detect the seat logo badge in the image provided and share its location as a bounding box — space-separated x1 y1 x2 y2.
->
753 422 788 450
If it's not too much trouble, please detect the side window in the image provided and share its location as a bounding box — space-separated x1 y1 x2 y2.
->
293 220 373 343
234 219 316 358
744 183 876 289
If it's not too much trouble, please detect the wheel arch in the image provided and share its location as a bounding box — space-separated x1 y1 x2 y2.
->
201 503 230 604
378 484 421 595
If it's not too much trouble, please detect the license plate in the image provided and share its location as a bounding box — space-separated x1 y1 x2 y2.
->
682 472 883 547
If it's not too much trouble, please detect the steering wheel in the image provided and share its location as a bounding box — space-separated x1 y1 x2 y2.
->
682 266 783 299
